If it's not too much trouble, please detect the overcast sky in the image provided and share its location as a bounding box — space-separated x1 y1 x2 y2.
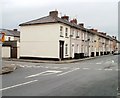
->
1 0 119 38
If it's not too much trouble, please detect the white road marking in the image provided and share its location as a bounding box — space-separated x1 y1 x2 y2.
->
83 68 90 70
34 66 41 68
0 80 38 91
26 70 62 78
112 60 115 63
105 61 114 64
104 69 113 71
51 67 59 69
116 69 119 71
57 68 80 76
44 66 49 68
11 64 15 65
117 87 118 90
96 68 102 71
19 65 25 68
60 67 70 69
42 71 61 76
96 63 102 64
25 65 32 68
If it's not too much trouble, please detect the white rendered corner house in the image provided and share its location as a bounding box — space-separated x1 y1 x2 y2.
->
19 11 93 60
19 11 71 60
19 10 85 60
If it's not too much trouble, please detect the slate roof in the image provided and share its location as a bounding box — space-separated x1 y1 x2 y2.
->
19 15 86 31
0 29 20 37
19 12 116 41
19 15 109 39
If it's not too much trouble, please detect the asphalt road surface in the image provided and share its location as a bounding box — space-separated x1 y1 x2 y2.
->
1 55 119 96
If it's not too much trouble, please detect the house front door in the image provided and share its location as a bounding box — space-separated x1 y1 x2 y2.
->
11 47 17 58
59 41 64 60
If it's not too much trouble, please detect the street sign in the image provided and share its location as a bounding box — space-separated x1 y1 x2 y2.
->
0 32 5 42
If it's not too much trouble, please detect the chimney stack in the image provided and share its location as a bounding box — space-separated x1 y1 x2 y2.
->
49 11 58 17
78 23 84 27
104 33 107 35
112 36 115 38
70 19 77 24
13 29 17 31
99 32 106 35
90 29 97 32
93 29 98 32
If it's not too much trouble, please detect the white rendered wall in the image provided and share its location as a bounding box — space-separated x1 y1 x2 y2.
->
20 23 59 58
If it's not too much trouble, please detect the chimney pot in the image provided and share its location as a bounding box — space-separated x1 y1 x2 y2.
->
61 15 69 21
78 23 84 27
70 19 77 24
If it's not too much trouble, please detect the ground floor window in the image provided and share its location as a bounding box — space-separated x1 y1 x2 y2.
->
65 44 68 55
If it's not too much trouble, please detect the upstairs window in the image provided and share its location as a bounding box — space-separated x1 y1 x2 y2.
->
77 44 79 53
82 32 84 41
76 31 79 38
60 26 63 37
65 28 68 37
72 30 74 37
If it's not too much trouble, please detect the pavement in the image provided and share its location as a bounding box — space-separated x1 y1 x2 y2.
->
1 55 113 75
2 55 119 96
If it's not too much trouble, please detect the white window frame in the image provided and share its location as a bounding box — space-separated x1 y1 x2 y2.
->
77 44 79 53
65 44 68 55
65 28 68 37
76 31 79 38
60 26 63 37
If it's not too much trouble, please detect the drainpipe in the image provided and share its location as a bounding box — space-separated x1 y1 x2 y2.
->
70 27 72 59
86 29 88 57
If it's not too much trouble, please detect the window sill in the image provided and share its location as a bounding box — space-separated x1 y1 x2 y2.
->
65 37 69 38
60 35 64 37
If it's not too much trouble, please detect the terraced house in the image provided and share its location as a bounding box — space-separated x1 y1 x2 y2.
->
19 10 120 60
0 29 20 58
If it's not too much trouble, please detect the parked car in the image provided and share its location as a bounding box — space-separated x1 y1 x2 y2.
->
113 51 120 55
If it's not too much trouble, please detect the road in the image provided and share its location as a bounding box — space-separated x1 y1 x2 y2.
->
1 55 119 96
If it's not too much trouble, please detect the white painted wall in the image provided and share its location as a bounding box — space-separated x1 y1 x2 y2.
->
20 23 59 58
2 47 10 58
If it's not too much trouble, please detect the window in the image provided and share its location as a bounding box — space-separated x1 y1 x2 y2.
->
76 31 79 38
82 32 84 40
72 30 74 37
65 28 68 37
60 26 63 37
77 44 79 53
65 44 68 55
